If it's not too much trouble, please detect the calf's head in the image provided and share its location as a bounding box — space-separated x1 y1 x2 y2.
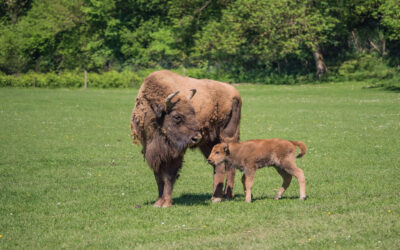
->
208 143 229 166
151 89 202 151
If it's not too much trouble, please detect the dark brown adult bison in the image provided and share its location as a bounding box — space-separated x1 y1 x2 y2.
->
131 70 242 207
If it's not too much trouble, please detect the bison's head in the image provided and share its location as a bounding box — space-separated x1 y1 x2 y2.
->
151 89 202 152
207 143 229 166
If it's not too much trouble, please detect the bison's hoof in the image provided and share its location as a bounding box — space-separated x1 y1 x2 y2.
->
274 195 281 200
211 197 222 203
153 198 165 207
161 202 172 208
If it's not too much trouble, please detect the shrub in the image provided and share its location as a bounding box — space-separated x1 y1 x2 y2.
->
0 71 141 88
338 54 396 81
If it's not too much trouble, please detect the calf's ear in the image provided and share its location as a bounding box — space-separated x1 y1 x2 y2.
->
223 143 230 155
150 103 165 124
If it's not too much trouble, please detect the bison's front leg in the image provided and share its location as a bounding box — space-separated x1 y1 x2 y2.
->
153 172 165 207
154 158 183 208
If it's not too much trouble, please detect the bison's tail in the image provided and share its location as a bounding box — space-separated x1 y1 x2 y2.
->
290 141 307 158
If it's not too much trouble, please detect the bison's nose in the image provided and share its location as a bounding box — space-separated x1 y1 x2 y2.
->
191 133 202 144
207 159 213 165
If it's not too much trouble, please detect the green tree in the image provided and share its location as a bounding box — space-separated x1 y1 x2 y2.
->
0 0 86 73
195 0 337 78
167 0 230 68
1 0 33 24
118 0 171 69
379 0 400 41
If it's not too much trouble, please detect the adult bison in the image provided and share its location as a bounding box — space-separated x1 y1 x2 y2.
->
131 70 241 207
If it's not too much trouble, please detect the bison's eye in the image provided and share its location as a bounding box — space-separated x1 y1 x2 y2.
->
215 151 220 154
172 115 183 123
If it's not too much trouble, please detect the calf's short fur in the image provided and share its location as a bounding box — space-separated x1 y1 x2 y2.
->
207 139 307 202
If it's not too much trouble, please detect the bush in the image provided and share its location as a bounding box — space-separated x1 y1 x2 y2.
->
0 70 142 88
338 54 397 81
1 62 398 88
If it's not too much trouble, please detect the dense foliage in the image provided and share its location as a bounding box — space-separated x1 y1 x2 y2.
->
0 0 399 84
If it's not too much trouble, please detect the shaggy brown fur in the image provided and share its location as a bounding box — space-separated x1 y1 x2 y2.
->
131 70 242 207
208 139 307 202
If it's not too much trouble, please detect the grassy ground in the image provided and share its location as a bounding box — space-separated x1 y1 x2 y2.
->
0 82 399 249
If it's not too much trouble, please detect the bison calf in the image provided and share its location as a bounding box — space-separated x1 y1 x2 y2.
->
207 139 307 202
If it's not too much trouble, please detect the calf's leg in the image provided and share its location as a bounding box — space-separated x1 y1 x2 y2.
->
200 144 226 202
243 170 255 203
273 167 292 200
224 164 235 199
241 173 246 192
211 163 226 202
281 160 306 200
241 173 254 201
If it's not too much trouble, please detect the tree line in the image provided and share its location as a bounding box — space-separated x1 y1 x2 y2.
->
1 0 399 81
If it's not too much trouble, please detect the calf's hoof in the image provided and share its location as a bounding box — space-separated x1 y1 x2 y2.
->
223 194 234 200
224 190 234 200
299 196 307 201
274 195 281 200
211 197 222 203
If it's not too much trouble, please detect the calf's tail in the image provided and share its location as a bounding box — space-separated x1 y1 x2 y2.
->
290 141 307 158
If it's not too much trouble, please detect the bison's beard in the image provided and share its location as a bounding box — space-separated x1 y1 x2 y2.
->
145 132 189 170
166 134 191 153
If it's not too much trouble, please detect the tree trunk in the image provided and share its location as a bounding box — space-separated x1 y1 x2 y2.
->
313 45 328 79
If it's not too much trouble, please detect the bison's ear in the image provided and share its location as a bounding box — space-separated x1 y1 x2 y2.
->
223 143 230 155
150 103 166 123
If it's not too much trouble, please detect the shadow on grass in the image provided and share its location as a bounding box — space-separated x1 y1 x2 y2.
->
143 193 213 207
241 194 302 202
365 84 400 93
173 193 213 206
173 193 303 205
142 193 304 207
384 86 400 92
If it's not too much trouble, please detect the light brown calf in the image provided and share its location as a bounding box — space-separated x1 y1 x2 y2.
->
207 139 307 202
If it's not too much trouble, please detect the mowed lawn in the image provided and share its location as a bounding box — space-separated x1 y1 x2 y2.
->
0 82 399 249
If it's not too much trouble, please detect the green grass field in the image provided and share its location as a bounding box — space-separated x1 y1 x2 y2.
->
1 82 399 249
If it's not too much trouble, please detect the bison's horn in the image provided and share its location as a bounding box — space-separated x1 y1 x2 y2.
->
188 89 197 100
165 90 180 110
